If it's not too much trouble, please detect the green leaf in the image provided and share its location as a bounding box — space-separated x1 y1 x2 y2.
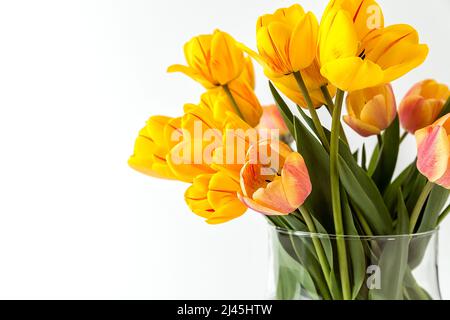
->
418 185 449 232
361 144 367 171
367 144 380 175
274 237 319 300
403 269 433 300
293 116 333 230
370 190 410 300
269 81 295 136
408 185 449 269
341 192 366 300
371 117 400 192
338 154 393 234
405 174 427 213
383 163 415 214
276 229 331 299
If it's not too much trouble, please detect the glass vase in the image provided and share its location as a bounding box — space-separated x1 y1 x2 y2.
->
268 226 441 300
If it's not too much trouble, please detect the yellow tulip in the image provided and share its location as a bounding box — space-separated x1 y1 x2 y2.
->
319 4 428 91
200 81 262 128
128 116 182 180
399 79 450 134
240 4 335 109
344 84 396 137
185 172 247 224
166 104 221 183
255 4 319 76
323 0 385 40
168 30 246 89
210 114 254 182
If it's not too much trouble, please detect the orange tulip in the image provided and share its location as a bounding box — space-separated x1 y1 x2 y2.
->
185 172 247 224
258 105 290 137
239 141 312 215
399 79 450 133
344 84 396 137
128 116 182 180
416 114 450 189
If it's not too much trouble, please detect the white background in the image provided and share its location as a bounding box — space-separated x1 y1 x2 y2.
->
0 0 449 299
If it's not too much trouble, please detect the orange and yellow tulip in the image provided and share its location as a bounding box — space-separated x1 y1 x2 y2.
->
258 105 289 137
344 84 396 137
128 116 181 180
416 114 450 189
168 30 246 89
239 141 312 215
399 79 450 134
185 172 247 224
319 2 428 91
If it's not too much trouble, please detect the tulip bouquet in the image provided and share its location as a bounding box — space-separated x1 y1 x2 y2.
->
129 0 450 300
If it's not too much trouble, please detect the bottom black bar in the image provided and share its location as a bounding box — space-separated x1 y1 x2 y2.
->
0 300 448 318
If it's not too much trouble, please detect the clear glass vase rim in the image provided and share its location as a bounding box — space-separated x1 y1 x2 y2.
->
270 225 439 240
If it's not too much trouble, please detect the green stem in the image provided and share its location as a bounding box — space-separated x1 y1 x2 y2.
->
320 85 349 145
354 205 373 236
297 208 333 293
223 84 244 120
294 72 330 152
400 132 408 144
330 89 351 300
278 216 332 300
377 134 383 148
409 181 434 233
437 204 450 226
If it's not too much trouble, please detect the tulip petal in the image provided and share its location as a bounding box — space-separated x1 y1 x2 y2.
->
343 115 381 137
281 152 312 208
252 178 295 215
399 96 443 134
321 57 384 91
257 22 292 74
206 200 247 224
289 12 318 71
185 175 215 219
435 159 450 190
167 64 216 89
210 31 245 85
360 94 393 130
363 24 429 83
416 125 450 182
167 140 216 183
318 9 359 65
238 193 286 216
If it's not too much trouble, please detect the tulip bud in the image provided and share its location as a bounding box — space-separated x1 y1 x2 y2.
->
344 84 397 137
399 79 449 133
416 114 450 189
